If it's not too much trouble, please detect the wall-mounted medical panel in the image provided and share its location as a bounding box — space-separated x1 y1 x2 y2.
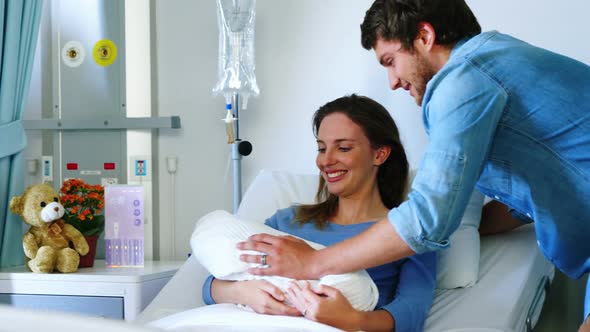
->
51 0 127 188
54 0 126 121
50 0 127 259
61 130 124 186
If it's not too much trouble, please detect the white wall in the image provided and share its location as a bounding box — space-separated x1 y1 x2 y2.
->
125 0 154 259
154 0 590 259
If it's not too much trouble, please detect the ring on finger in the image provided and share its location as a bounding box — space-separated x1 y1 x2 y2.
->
261 253 268 266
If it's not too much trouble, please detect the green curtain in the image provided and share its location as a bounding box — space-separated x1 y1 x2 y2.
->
0 0 43 267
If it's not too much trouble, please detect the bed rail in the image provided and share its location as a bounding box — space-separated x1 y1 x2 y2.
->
526 275 551 332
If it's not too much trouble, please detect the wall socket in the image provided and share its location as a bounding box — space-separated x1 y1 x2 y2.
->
41 156 53 183
101 177 119 186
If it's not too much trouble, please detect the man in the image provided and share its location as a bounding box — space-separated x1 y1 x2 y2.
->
238 0 590 329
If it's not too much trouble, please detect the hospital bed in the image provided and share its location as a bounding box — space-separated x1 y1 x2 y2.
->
137 169 554 332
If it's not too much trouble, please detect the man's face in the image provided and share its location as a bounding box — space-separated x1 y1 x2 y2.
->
373 38 436 106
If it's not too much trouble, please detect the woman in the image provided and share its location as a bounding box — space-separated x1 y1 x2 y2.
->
202 94 436 332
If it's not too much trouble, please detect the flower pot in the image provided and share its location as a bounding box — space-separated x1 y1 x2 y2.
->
79 235 99 268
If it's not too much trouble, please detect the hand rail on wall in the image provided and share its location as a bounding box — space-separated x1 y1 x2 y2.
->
23 116 181 130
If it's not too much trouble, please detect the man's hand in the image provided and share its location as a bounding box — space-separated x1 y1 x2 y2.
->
237 234 320 279
238 219 415 279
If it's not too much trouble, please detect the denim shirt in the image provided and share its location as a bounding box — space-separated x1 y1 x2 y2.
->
388 31 590 279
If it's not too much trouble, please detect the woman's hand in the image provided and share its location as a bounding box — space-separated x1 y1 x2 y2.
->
211 279 300 316
285 281 362 331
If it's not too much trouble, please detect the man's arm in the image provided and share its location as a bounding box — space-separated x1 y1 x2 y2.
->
314 218 415 276
238 218 415 279
478 200 525 236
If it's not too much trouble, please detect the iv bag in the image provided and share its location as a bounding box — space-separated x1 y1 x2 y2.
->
213 0 260 109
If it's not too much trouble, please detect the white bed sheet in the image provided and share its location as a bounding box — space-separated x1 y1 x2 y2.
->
0 304 161 332
149 304 341 332
424 224 554 332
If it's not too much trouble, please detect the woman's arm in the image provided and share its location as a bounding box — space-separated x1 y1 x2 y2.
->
379 252 437 332
479 200 527 235
286 251 435 332
202 274 300 315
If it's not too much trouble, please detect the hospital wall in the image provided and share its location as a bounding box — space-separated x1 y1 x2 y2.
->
22 1 590 262
153 0 590 260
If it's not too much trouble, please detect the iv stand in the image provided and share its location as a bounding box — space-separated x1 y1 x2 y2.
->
230 93 252 213
231 93 242 213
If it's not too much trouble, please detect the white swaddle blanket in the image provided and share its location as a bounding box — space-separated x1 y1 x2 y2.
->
190 210 379 312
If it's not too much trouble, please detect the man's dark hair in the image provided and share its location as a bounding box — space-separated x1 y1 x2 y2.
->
361 0 481 50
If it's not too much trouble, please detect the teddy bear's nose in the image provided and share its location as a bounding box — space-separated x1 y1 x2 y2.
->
54 207 59 212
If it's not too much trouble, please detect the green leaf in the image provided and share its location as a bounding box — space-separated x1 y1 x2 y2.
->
64 215 104 237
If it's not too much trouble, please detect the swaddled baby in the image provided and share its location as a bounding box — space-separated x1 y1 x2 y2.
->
190 210 379 312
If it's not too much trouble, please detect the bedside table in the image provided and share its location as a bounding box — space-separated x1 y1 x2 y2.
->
0 260 183 321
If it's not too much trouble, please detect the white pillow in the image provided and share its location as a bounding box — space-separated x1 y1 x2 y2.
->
237 169 483 290
237 169 318 222
404 169 483 289
433 189 483 289
190 210 379 312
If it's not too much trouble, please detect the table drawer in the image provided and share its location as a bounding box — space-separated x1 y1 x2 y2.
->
0 293 124 319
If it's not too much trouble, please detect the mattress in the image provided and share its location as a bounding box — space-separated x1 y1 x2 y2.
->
424 224 554 332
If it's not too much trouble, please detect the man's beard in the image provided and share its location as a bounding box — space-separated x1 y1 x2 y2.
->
411 54 435 106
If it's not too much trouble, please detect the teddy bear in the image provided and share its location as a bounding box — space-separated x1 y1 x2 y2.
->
9 183 89 273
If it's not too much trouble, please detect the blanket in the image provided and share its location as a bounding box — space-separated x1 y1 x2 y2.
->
190 210 379 312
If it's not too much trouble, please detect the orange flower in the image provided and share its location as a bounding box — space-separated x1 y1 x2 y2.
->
88 192 100 200
59 178 105 235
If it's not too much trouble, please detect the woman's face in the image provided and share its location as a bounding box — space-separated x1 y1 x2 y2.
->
316 112 380 199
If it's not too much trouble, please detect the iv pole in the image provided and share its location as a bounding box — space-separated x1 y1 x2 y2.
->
228 93 252 213
232 94 242 213
215 0 257 213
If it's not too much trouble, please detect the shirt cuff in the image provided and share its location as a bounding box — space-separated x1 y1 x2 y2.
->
388 202 450 254
202 275 216 305
379 298 414 332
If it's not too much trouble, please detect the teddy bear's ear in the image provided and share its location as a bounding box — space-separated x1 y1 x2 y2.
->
9 196 23 215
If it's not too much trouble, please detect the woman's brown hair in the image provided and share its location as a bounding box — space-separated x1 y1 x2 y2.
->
294 94 409 228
